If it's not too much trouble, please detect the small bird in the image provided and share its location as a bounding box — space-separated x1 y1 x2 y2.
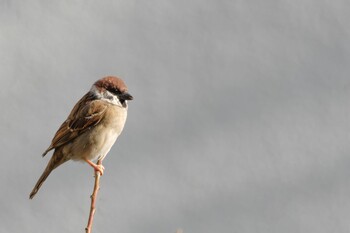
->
29 76 133 199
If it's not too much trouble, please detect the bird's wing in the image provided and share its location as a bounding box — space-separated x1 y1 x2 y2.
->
42 92 107 156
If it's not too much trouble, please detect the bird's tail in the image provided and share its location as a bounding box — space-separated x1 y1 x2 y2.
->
29 151 68 199
29 165 53 199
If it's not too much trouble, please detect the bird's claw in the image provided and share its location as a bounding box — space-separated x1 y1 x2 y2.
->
94 164 105 176
84 159 105 176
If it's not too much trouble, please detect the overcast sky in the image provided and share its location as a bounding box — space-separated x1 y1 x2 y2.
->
1 1 350 233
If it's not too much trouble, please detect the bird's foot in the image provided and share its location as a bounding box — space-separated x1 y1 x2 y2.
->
84 159 105 176
93 164 105 176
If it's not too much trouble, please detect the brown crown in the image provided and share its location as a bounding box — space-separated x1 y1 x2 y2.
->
94 76 128 93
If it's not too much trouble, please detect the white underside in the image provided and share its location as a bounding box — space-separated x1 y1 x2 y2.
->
65 86 128 162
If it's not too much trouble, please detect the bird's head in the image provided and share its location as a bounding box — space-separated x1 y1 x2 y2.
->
92 76 133 107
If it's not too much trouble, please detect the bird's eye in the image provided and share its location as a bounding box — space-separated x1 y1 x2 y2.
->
109 88 121 95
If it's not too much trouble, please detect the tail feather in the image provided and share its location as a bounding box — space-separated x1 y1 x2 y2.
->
29 150 68 199
29 167 53 199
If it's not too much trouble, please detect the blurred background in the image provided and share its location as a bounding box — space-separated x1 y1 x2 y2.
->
1 1 350 232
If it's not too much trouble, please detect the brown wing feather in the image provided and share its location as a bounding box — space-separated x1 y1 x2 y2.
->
42 92 107 156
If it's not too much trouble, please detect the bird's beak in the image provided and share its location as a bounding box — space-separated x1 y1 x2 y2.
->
119 92 133 100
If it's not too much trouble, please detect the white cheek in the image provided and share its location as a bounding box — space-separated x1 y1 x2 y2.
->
104 91 122 106
90 85 123 107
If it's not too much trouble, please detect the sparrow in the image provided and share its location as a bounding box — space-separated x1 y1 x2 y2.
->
29 76 133 199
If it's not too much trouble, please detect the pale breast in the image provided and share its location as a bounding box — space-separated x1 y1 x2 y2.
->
70 104 128 161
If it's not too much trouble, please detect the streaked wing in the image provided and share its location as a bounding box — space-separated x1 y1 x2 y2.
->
42 92 107 156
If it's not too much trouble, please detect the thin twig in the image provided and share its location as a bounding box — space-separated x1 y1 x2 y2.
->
85 160 102 233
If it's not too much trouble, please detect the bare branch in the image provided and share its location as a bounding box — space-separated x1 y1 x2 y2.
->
85 160 102 233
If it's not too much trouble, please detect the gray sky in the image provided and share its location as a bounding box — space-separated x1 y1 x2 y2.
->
1 1 350 232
